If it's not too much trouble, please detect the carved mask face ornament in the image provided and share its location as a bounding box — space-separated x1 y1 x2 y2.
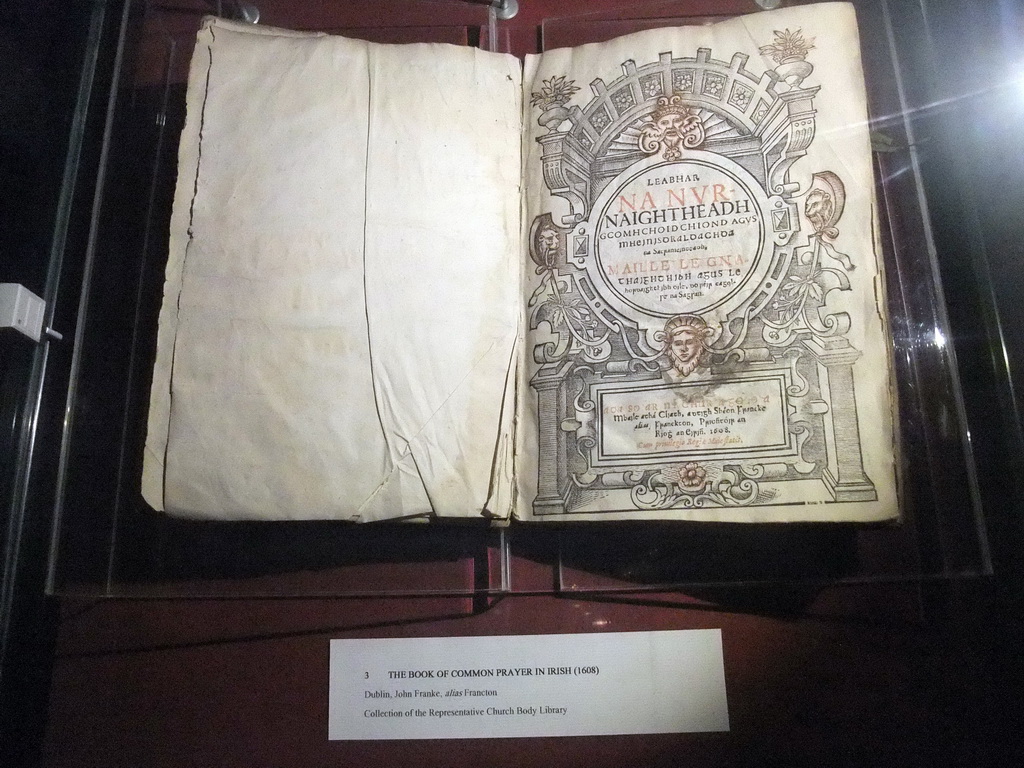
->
639 95 706 160
537 227 559 267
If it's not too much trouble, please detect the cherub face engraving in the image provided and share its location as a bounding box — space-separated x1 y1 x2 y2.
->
663 314 714 377
669 327 703 374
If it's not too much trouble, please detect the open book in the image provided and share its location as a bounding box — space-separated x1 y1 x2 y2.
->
143 2 898 523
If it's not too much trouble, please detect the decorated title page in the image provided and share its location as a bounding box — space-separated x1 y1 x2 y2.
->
517 3 898 522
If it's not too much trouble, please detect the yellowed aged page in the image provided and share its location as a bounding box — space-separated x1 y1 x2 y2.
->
517 3 897 522
143 18 521 521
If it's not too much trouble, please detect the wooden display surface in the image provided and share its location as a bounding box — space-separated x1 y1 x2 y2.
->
48 579 1010 767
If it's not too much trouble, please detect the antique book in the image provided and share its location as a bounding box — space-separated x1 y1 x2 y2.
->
143 2 899 523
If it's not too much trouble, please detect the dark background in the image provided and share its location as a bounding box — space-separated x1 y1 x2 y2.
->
2 0 1022 765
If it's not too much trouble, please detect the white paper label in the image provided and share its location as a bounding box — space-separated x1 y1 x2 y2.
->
328 630 729 740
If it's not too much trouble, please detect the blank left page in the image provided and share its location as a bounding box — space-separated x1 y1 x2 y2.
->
143 18 522 521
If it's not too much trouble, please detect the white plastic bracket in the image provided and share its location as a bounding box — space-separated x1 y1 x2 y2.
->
0 284 62 343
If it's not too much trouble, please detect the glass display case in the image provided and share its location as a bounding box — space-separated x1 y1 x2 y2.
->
6 1 1024 766
34 0 991 602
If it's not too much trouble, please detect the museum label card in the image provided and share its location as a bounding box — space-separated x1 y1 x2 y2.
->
328 630 728 739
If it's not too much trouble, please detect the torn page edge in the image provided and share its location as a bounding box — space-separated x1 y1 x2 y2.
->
483 338 521 520
141 20 218 512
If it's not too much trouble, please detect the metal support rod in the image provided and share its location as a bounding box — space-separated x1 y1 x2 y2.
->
460 0 518 20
